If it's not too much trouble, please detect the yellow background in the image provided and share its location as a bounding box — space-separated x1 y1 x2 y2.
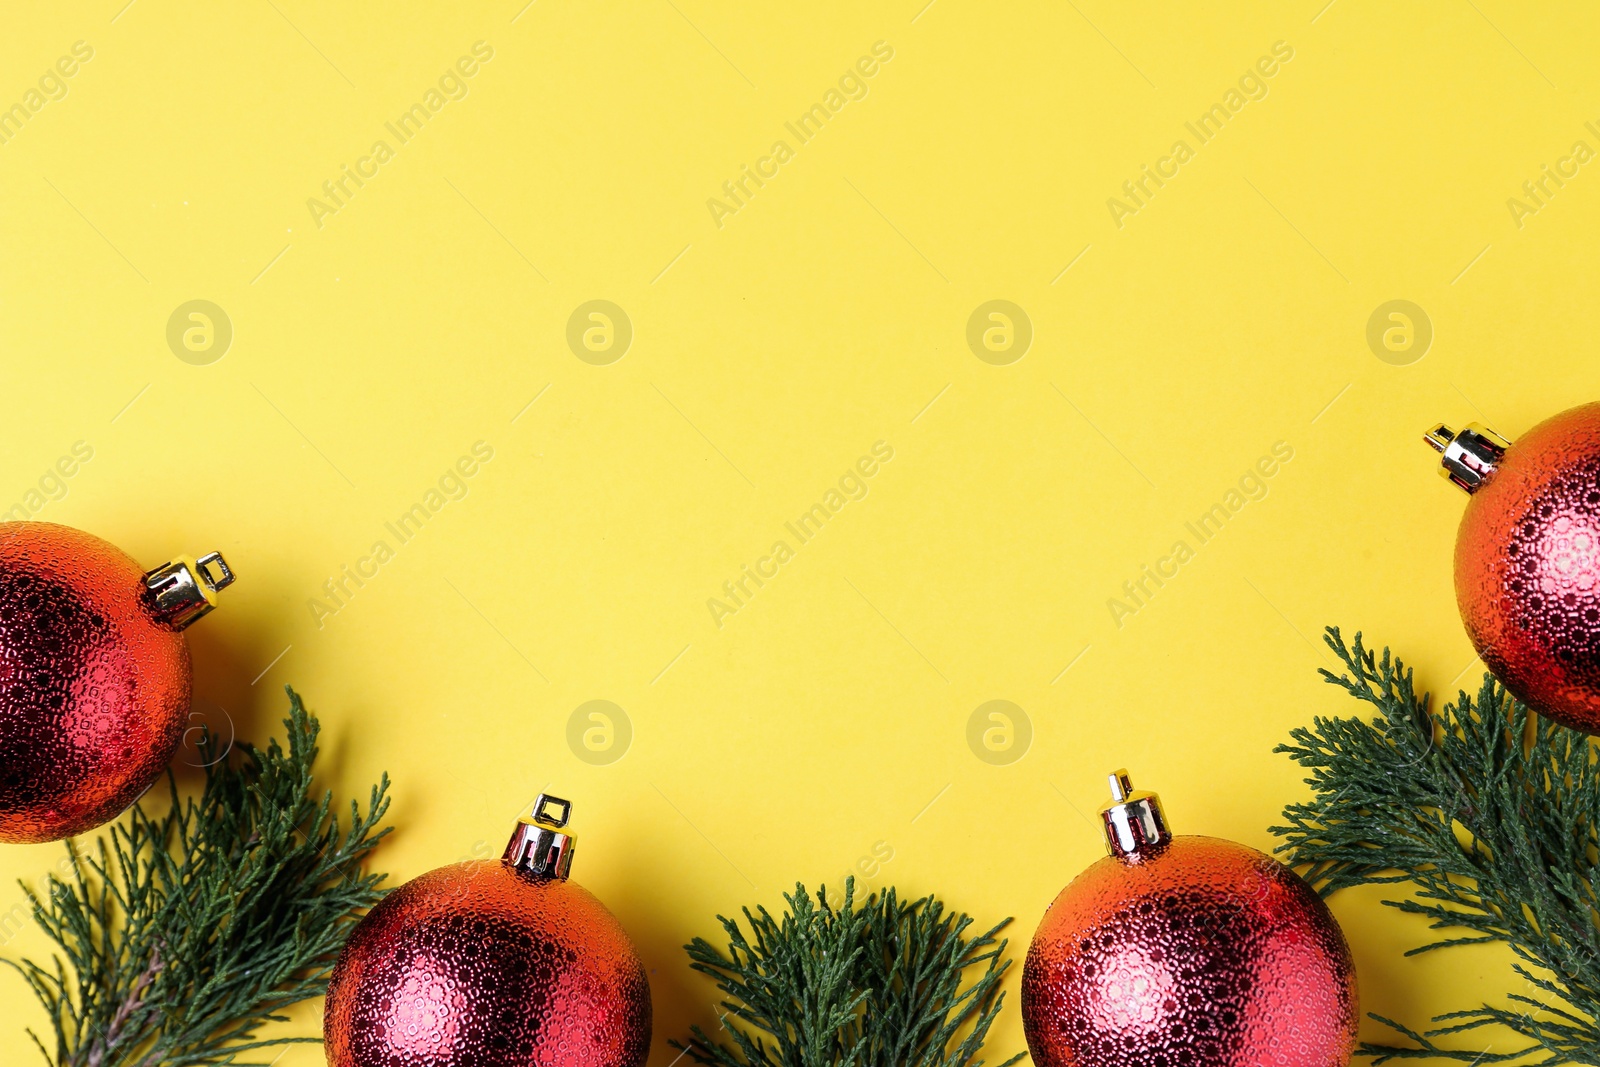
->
0 0 1594 1062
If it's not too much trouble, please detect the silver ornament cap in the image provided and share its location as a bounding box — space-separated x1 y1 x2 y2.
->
142 551 235 630
503 793 577 880
1425 422 1510 494
1099 769 1171 860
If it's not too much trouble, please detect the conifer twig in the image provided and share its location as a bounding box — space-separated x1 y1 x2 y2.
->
4 686 391 1066
674 879 1024 1067
1273 627 1600 1065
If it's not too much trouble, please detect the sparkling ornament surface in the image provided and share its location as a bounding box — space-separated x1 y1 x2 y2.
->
1022 836 1357 1067
325 859 652 1067
1455 402 1600 732
0 523 191 843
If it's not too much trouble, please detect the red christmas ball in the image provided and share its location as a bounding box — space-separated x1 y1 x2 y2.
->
1429 405 1600 732
1022 772 1358 1067
0 522 233 843
325 795 651 1067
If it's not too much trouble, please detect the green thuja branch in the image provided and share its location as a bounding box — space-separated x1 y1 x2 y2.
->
4 687 392 1067
674 880 1024 1067
1272 627 1600 1065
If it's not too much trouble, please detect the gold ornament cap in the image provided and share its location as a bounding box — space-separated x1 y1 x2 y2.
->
1425 422 1510 494
1100 769 1171 860
503 793 576 880
142 551 235 630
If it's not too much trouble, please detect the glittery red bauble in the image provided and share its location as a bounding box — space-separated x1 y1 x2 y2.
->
1453 403 1600 732
324 859 652 1067
1022 836 1358 1067
0 523 192 843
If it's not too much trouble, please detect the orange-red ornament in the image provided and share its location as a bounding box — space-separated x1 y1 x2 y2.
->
1022 771 1358 1067
1428 404 1600 733
0 522 234 843
325 794 652 1067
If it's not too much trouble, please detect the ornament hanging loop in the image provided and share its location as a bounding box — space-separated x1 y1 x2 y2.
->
143 551 236 630
533 793 571 827
1100 769 1171 860
504 792 577 880
1426 422 1509 493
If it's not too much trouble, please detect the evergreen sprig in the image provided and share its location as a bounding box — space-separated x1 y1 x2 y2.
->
4 686 391 1067
1272 626 1600 1065
674 879 1024 1067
